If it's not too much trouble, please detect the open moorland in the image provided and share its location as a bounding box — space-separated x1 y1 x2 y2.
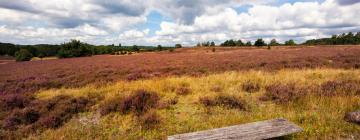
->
0 46 360 139
1 46 360 95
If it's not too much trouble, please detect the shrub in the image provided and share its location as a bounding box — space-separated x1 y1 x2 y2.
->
175 86 191 95
261 83 307 103
130 90 160 114
320 80 360 96
15 49 33 61
0 94 32 111
210 85 223 92
175 44 182 48
254 38 266 47
199 95 247 110
99 90 160 116
242 81 261 93
139 110 161 129
99 97 122 116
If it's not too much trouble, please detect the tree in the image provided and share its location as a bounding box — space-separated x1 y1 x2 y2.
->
132 45 140 52
57 40 92 58
254 39 266 47
246 41 252 46
157 45 163 51
197 42 201 47
210 41 215 46
236 40 244 46
285 39 296 46
269 39 280 46
175 44 182 48
15 49 33 61
38 53 45 60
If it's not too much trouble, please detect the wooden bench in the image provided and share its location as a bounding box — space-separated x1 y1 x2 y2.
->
168 118 303 140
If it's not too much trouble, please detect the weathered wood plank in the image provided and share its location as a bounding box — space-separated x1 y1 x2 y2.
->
168 118 303 140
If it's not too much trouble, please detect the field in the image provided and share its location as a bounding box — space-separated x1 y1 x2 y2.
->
1 46 360 139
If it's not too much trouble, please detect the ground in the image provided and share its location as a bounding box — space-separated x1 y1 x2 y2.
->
0 46 360 139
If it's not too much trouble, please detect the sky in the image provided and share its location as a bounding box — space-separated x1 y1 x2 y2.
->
0 0 360 46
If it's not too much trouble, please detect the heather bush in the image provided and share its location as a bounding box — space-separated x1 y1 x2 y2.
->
320 80 360 96
99 90 160 116
199 95 247 110
261 83 307 103
138 110 162 129
1 95 94 136
242 81 261 93
175 85 191 95
0 94 32 111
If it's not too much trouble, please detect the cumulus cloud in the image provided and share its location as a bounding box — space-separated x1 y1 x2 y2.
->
335 0 360 5
0 0 359 45
154 0 360 45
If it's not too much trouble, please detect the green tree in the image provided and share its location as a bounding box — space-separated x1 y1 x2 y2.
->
132 45 140 52
15 49 33 61
254 39 266 47
175 44 182 48
285 39 296 46
236 40 244 46
157 45 163 51
210 41 215 46
57 40 92 58
269 39 280 46
246 41 252 46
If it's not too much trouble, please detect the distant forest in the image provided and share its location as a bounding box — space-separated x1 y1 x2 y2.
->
218 32 360 47
0 32 359 61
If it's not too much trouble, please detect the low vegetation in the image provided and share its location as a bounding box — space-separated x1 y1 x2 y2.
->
3 69 354 139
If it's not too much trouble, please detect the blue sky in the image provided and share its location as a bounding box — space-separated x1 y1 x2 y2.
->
0 0 359 46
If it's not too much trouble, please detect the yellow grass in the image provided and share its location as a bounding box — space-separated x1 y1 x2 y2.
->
31 68 360 140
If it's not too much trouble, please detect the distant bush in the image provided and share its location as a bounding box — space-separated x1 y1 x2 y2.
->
15 49 33 61
199 95 247 110
254 38 266 47
261 83 307 103
285 39 296 46
57 40 92 58
175 44 182 48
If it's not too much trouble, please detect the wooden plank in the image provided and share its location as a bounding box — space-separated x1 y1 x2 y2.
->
168 118 303 140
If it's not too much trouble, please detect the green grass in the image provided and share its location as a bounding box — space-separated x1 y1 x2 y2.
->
30 69 360 140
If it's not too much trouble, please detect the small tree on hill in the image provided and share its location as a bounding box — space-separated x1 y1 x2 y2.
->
285 39 296 46
254 38 266 47
210 41 215 46
236 40 244 46
175 44 182 48
269 39 280 46
246 41 252 46
15 49 33 61
132 45 140 52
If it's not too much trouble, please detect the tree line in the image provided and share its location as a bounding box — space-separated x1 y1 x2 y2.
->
200 32 360 47
0 40 174 61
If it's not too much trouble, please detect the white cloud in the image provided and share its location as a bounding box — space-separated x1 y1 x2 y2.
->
119 29 150 39
153 0 360 45
0 0 359 45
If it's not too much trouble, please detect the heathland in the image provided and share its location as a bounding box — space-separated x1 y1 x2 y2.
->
0 46 360 139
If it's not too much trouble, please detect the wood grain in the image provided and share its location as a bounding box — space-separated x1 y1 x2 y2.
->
168 118 303 140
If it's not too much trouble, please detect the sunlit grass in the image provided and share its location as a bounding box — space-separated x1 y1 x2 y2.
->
31 68 360 139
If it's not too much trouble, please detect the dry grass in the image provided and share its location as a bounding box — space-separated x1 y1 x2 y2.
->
18 68 359 140
2 46 360 95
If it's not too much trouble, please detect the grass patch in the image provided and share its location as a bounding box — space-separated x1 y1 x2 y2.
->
25 69 360 139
